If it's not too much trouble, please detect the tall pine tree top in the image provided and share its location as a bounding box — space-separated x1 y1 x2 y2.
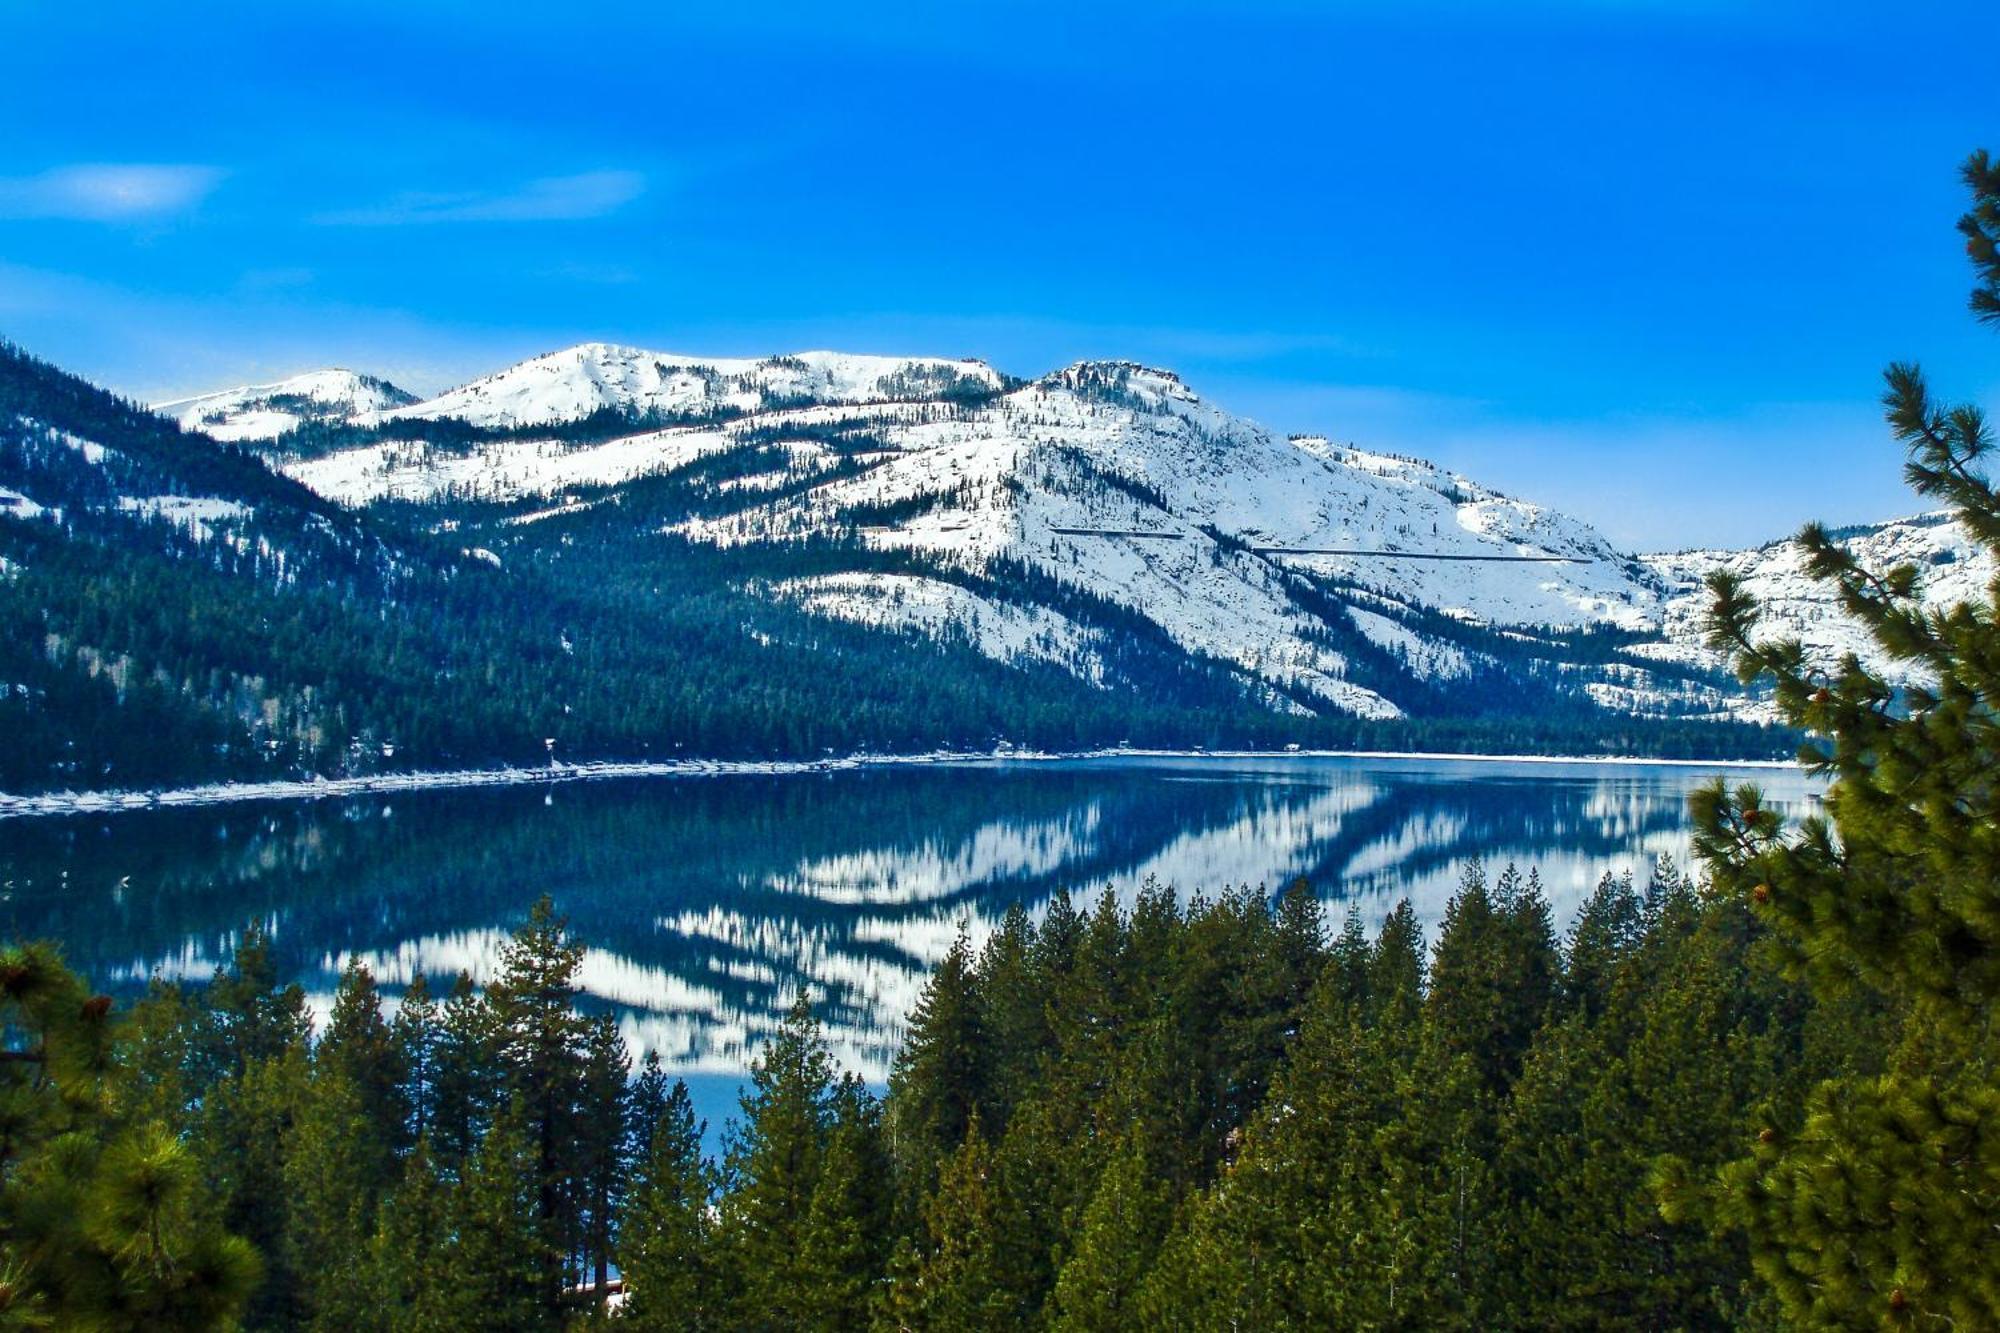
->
1679 148 2000 1331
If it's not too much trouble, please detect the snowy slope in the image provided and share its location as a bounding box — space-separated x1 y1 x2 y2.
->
287 424 740 506
375 342 1008 430
678 364 1658 628
157 370 418 442
664 362 1685 718
225 353 1675 718
161 343 1989 725
1644 513 1995 678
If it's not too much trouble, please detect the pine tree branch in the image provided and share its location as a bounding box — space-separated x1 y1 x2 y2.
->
1960 149 2000 325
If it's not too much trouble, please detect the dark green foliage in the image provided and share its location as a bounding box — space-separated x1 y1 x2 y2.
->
710 993 894 1330
879 1115 1016 1331
448 1101 552 1331
0 851 1922 1329
484 895 589 1312
578 1011 632 1307
1961 148 2000 326
620 1079 717 1330
429 971 497 1173
0 940 259 1329
1673 149 2000 1331
886 928 984 1226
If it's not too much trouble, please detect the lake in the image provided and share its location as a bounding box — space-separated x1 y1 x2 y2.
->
0 755 1816 1132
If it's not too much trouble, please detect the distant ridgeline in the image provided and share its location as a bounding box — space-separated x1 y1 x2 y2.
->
0 338 1829 794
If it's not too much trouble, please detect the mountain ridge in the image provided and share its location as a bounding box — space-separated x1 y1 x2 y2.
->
36 336 1584 796
158 368 419 442
149 339 1990 726
1 333 1970 794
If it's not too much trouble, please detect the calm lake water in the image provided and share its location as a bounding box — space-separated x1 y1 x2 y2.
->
0 756 1817 1093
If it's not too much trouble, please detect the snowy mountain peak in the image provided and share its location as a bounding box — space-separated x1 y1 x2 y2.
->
157 369 417 442
376 343 1010 430
1038 360 1195 406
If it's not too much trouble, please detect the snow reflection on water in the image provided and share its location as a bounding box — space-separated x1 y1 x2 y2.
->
2 757 1819 1081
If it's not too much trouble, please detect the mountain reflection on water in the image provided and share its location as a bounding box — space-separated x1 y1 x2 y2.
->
0 757 1817 1080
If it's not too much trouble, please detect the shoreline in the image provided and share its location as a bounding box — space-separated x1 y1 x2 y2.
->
0 747 1803 821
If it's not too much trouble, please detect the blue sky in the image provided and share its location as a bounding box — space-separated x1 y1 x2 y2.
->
2 1 1994 548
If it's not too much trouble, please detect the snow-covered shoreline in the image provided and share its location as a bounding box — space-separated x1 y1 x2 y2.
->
0 747 1801 821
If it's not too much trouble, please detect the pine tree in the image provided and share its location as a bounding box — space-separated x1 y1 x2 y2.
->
1369 898 1426 1025
192 931 315 1331
577 1010 631 1310
716 992 838 1328
430 971 496 1173
1031 892 1084 993
363 1140 464 1333
625 1048 673 1174
1145 949 1414 1329
619 1080 717 1331
1270 877 1327 1017
878 1114 1018 1331
1498 880 1802 1328
317 957 409 1190
283 1064 379 1331
1563 869 1643 1020
202 920 310 1082
390 972 442 1145
1047 1129 1173 1333
485 895 588 1312
1326 907 1372 1011
1961 147 2000 325
1671 149 2000 1330
797 1074 892 1329
887 926 985 1225
0 944 259 1329
201 1043 311 1330
115 977 203 1131
450 1100 553 1332
969 902 1044 1135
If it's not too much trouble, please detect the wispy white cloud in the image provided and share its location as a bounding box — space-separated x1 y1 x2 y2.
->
318 170 645 226
0 258 517 403
0 164 224 221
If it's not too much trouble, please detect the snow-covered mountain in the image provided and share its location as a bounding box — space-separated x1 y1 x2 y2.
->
1645 512 1992 682
162 344 1009 439
157 343 1994 725
373 342 1010 430
157 369 417 442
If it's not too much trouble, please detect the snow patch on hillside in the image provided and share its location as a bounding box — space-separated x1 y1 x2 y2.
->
287 426 737 505
158 369 416 442
118 495 250 541
379 343 1006 430
1348 607 1473 680
777 573 1109 686
1645 513 1995 678
0 487 51 520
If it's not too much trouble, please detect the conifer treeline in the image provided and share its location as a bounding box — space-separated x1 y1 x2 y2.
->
0 863 1875 1329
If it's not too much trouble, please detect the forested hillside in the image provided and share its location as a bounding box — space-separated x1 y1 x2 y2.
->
0 340 1790 796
